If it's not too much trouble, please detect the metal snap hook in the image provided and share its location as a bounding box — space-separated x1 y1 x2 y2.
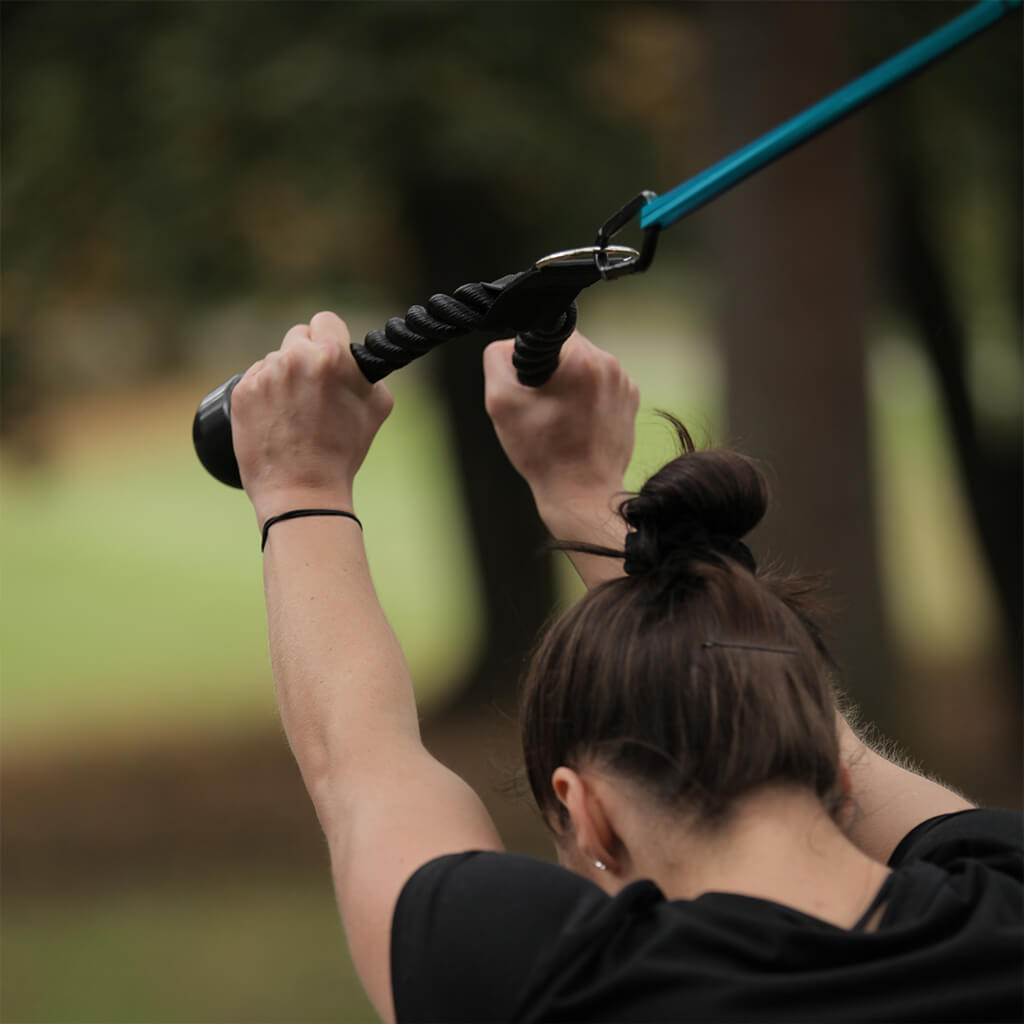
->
594 190 660 280
534 244 639 272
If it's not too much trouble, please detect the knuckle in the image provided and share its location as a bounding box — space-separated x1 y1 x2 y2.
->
482 338 513 372
312 310 349 342
484 388 513 419
571 345 597 377
376 385 395 417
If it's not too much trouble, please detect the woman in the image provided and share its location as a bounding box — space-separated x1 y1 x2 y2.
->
230 311 1022 1023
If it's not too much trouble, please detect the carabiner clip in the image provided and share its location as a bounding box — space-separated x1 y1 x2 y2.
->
594 190 660 280
535 244 639 273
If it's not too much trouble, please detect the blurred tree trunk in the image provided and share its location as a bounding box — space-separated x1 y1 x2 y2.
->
883 104 1023 702
400 176 558 714
704 3 896 733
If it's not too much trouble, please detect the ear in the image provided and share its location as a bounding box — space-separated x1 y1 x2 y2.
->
552 766 621 873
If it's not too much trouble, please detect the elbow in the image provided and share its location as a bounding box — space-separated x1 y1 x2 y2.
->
287 736 337 831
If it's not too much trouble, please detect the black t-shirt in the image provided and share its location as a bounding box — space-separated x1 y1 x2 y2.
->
391 809 1023 1022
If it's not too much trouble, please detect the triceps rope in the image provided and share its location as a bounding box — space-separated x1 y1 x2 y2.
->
352 274 552 385
352 274 581 389
352 268 579 388
192 195 659 488
354 279 508 382
353 192 660 388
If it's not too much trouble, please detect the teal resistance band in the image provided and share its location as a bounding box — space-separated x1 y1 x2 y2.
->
640 0 1021 232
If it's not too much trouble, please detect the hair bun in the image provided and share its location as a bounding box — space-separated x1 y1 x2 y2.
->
621 418 767 576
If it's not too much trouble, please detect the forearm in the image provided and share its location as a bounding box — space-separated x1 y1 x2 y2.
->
536 489 629 589
262 514 422 826
482 333 638 590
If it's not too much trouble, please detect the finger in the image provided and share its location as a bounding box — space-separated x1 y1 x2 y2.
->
280 323 312 352
237 359 266 393
309 311 351 352
308 310 374 391
372 381 396 422
556 331 592 361
311 307 385 395
540 331 590 377
531 331 592 393
482 338 516 379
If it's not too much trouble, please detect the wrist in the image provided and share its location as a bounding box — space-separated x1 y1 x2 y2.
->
534 485 627 544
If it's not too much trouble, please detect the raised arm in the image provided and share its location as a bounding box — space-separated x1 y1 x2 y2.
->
835 712 975 864
483 332 638 588
484 336 975 863
231 313 502 1024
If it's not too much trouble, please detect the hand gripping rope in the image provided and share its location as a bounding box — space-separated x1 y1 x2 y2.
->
193 0 1019 488
194 195 658 488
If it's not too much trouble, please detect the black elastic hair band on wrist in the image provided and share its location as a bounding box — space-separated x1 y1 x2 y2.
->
261 509 363 552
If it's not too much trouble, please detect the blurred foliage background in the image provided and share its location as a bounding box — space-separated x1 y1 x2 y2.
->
2 2 1020 1021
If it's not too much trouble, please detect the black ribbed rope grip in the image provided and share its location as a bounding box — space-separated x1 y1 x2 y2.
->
353 279 580 387
352 252 618 388
192 191 660 487
193 251 624 487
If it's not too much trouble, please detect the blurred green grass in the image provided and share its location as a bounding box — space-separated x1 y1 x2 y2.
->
0 371 485 748
2 870 377 1023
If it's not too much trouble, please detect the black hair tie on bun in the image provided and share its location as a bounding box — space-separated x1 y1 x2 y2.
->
622 530 649 577
623 526 757 577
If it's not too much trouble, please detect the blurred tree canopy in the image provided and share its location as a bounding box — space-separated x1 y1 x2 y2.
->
2 0 678 715
2 0 667 392
2 1 1020 726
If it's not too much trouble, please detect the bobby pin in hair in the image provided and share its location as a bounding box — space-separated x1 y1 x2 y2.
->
701 640 799 655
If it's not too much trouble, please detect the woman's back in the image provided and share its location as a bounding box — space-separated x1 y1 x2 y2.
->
392 809 1022 1022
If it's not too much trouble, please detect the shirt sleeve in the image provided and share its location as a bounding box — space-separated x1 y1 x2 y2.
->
888 807 1023 878
390 850 607 1024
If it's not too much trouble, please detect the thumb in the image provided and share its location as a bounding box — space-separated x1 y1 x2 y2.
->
482 338 517 382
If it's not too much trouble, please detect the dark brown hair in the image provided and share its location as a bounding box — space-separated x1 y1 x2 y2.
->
520 419 842 832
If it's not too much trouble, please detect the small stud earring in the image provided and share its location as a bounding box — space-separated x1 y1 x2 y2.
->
594 860 607 871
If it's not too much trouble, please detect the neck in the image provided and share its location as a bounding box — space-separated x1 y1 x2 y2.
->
618 786 891 930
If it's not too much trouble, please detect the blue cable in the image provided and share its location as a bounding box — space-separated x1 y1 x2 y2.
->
640 0 1021 232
